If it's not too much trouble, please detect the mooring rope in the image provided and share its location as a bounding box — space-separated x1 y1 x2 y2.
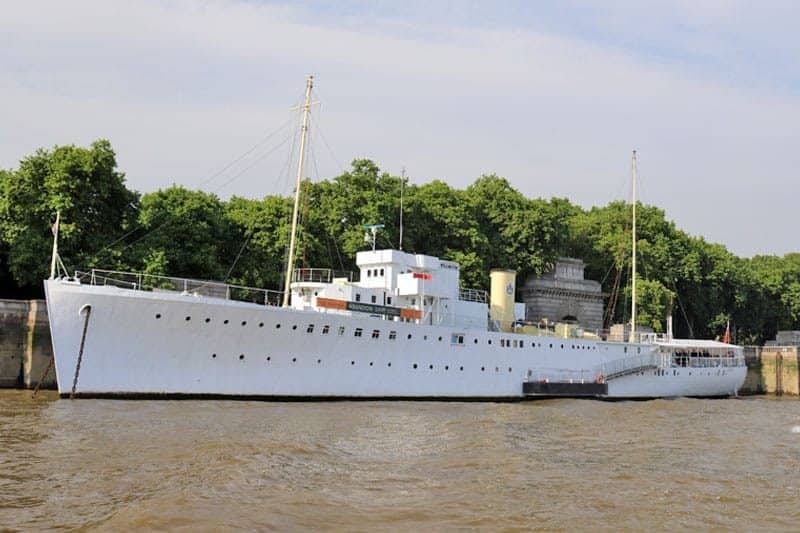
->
70 305 92 400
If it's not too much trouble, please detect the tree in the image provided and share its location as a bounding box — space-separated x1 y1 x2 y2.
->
225 195 292 290
130 186 238 281
0 140 138 292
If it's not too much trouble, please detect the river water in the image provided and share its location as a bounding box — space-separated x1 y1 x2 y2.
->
1 391 798 531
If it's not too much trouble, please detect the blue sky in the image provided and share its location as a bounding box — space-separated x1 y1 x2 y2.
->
1 0 798 257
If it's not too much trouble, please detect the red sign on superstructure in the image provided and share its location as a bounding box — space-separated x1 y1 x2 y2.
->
413 272 432 281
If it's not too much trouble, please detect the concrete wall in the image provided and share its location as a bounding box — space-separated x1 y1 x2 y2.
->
0 299 55 389
740 346 799 396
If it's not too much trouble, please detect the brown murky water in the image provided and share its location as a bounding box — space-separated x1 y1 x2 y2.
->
1 391 799 531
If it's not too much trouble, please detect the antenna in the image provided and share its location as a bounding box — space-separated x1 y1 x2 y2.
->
399 167 405 251
363 224 384 252
629 150 638 343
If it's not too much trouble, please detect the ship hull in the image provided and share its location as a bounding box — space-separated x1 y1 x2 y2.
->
45 280 746 399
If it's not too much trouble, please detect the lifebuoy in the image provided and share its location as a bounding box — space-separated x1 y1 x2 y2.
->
595 373 605 384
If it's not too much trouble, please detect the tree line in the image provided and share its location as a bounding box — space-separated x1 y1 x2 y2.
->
1 140 798 344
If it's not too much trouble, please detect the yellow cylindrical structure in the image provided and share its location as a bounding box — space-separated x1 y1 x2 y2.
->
490 269 516 332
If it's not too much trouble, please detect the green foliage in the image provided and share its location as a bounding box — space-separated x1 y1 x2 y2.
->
131 186 238 281
0 140 138 288
1 141 798 344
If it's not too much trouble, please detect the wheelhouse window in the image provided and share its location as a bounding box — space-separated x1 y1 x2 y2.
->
354 328 363 337
322 325 330 335
355 294 361 302
371 329 380 339
451 333 465 345
307 324 315 333
389 330 397 340
338 326 345 336
371 295 377 303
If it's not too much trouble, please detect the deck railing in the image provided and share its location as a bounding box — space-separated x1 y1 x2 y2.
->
74 269 284 306
292 268 355 283
459 288 488 303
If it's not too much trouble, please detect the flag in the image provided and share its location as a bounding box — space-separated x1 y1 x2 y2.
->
722 320 731 344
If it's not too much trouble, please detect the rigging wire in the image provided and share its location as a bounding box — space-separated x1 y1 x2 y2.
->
107 130 296 255
312 113 346 172
93 116 297 258
223 231 253 283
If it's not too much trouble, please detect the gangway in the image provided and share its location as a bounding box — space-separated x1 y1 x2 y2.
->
598 352 662 381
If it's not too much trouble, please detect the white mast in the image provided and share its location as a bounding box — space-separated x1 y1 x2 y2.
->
49 210 61 279
629 150 638 343
282 75 314 307
399 167 405 251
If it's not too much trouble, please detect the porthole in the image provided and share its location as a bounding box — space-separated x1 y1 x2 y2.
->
317 359 321 364
549 343 553 348
259 322 264 328
155 313 162 319
239 354 245 360
224 319 229 324
369 362 373 366
276 324 281 329
211 353 217 359
292 325 297 330
481 366 485 372
445 365 449 370
437 336 442 342
429 364 433 369
266 356 271 361
474 339 478 344
205 318 211 323
185 316 191 321
459 366 464 371
407 334 412 340
241 321 247 326
351 360 355 365
495 367 499 372
488 340 492 345
292 357 297 362
413 363 418 369
560 344 564 349
388 362 392 367
508 367 512 372
424 335 428 340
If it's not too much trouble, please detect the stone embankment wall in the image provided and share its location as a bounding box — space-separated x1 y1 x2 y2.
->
0 300 55 389
740 346 799 396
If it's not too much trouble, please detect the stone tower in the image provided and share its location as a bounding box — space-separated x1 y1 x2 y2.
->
521 258 604 332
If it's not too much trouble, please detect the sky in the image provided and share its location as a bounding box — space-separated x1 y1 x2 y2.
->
1 0 798 257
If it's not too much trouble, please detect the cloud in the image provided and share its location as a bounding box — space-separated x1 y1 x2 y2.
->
1 0 797 256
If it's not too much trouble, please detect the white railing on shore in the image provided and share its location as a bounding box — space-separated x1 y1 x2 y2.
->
74 269 284 306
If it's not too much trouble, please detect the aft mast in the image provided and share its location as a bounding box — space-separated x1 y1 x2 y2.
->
629 150 638 343
282 75 315 307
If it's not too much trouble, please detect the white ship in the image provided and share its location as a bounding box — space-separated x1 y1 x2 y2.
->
44 76 747 400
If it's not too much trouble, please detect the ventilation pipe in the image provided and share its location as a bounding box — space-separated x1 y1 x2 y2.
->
490 269 516 332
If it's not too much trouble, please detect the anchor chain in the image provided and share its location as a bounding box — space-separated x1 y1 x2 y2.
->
31 356 56 398
70 305 92 399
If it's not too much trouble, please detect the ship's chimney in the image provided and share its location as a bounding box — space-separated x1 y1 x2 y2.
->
490 269 516 332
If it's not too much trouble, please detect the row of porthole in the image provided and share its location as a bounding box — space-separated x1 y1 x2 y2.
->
159 314 609 352
209 354 511 372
